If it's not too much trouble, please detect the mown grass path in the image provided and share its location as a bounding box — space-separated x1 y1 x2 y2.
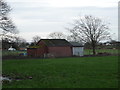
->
2 56 118 88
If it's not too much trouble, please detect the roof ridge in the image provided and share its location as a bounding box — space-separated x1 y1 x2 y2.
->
37 39 72 46
41 39 65 40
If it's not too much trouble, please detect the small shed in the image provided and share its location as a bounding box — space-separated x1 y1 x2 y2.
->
70 42 84 56
27 39 84 57
27 39 72 57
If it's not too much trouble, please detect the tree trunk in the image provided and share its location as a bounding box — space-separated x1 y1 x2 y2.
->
92 41 96 55
92 46 96 55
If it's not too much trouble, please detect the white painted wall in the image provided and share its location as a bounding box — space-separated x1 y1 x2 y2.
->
72 47 84 56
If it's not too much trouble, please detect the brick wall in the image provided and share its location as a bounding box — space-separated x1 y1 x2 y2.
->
48 46 72 57
27 48 37 57
28 40 72 57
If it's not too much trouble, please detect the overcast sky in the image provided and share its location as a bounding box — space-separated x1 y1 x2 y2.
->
6 0 119 42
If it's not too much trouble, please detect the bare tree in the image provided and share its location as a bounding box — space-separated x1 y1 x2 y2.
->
67 35 83 43
14 37 26 47
67 15 111 55
47 32 66 39
2 36 27 50
32 35 41 45
0 0 18 40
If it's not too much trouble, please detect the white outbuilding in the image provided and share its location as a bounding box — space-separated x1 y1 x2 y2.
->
70 42 84 56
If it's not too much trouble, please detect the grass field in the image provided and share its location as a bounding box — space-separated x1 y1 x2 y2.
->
2 56 118 88
84 49 118 55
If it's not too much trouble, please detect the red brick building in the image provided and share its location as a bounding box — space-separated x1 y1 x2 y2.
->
27 39 73 57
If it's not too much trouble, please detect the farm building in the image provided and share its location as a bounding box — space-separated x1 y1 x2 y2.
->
27 39 84 57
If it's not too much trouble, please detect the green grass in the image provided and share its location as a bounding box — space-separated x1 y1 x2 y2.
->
84 49 118 55
2 56 118 88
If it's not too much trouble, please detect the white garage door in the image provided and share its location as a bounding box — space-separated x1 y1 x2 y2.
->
73 47 84 56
